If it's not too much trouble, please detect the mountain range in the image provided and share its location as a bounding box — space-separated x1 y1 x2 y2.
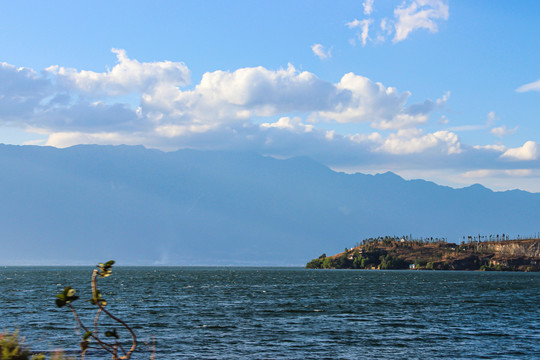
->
1 144 539 265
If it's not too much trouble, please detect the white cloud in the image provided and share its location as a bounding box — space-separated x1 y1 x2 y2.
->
491 125 517 138
7 51 540 192
347 1 449 46
346 19 373 46
500 141 539 161
473 144 507 152
447 124 485 132
147 65 441 133
311 44 331 60
462 169 533 178
45 131 139 148
378 18 394 40
319 72 411 126
1 52 446 140
0 62 51 119
438 115 449 125
486 111 497 127
393 0 449 43
260 117 313 133
47 49 191 97
436 91 450 107
348 132 383 144
363 0 375 15
516 78 540 93
447 111 501 133
151 64 347 128
377 129 461 155
376 112 428 130
323 80 446 130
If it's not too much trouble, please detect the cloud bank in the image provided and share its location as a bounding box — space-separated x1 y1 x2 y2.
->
0 49 539 191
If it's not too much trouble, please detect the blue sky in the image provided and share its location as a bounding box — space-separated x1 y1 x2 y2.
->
1 0 539 191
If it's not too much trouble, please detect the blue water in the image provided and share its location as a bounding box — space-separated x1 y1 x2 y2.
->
1 267 539 359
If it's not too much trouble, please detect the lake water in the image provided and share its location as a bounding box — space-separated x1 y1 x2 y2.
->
1 267 539 359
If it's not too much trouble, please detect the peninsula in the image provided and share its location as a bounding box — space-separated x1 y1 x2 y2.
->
306 236 540 271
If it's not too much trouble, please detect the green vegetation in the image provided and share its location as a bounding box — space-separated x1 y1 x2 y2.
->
306 248 408 270
0 330 69 360
54 260 140 360
3 261 153 360
480 264 509 272
306 235 540 271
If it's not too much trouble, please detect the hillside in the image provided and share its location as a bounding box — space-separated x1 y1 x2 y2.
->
1 144 540 265
306 237 540 271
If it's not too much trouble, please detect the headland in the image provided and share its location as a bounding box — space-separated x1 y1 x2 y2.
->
306 236 540 271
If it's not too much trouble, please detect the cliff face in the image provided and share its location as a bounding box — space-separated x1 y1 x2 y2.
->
480 239 540 258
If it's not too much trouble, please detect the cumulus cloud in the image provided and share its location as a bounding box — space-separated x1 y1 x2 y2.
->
319 73 409 124
3 50 540 193
0 62 51 120
142 63 445 134
501 141 539 161
516 78 540 93
147 64 350 129
47 48 191 97
377 128 461 155
260 117 314 133
2 50 446 138
321 75 448 130
393 0 449 43
311 44 331 60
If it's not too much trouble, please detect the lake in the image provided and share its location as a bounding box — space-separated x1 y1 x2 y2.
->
1 267 538 359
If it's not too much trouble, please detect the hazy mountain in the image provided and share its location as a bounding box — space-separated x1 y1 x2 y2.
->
1 144 538 266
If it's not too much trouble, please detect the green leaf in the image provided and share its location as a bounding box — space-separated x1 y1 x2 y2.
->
83 331 93 340
97 260 115 277
105 329 119 339
62 286 72 296
55 298 66 308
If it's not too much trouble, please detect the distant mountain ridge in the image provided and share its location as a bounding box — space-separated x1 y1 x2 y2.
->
0 144 539 266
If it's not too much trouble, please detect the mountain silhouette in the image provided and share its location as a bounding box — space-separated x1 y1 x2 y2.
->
1 144 538 265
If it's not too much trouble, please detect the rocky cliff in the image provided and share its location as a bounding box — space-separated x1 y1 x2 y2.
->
480 239 540 258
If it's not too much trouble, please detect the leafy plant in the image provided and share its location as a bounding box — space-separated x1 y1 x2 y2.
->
55 260 138 359
0 330 70 360
0 330 38 360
